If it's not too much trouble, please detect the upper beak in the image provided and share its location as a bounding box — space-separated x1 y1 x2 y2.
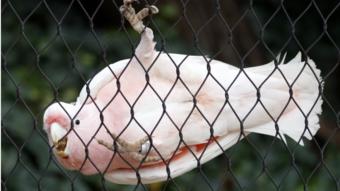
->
50 123 69 159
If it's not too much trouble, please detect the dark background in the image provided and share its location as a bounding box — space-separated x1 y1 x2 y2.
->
2 0 340 190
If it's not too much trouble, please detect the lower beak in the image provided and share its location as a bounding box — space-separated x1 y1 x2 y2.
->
50 123 70 159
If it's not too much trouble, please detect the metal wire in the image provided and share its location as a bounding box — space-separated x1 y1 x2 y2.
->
2 0 340 190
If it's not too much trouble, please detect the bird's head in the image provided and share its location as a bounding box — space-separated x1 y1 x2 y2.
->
43 101 125 175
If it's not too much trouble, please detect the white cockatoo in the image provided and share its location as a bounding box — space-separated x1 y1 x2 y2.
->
43 1 322 185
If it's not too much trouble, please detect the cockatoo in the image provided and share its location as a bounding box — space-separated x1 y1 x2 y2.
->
43 1 322 185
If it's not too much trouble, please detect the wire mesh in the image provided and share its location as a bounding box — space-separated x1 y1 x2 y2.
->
2 0 340 190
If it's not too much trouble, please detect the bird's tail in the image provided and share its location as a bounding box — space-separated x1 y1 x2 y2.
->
246 52 323 144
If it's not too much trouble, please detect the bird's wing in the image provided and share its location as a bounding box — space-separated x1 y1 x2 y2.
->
147 52 322 148
103 53 321 185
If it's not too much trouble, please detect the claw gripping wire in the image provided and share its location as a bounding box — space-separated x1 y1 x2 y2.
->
120 0 159 33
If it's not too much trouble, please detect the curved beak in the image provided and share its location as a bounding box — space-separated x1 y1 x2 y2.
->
50 123 70 159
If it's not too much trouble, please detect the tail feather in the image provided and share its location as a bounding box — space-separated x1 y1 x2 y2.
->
246 52 322 145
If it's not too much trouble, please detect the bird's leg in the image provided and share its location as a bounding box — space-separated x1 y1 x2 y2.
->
100 1 161 163
120 0 158 34
120 0 158 69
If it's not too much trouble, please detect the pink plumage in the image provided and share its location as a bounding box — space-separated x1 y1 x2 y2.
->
43 27 322 184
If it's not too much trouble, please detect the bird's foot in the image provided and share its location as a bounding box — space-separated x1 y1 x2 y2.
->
120 0 158 33
126 151 162 163
97 134 161 162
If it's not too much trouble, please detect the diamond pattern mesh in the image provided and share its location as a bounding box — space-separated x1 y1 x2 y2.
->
2 0 340 190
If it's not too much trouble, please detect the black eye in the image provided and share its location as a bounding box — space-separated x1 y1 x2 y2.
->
75 119 80 125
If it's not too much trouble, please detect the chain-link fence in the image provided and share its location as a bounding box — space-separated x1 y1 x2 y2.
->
2 0 340 190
